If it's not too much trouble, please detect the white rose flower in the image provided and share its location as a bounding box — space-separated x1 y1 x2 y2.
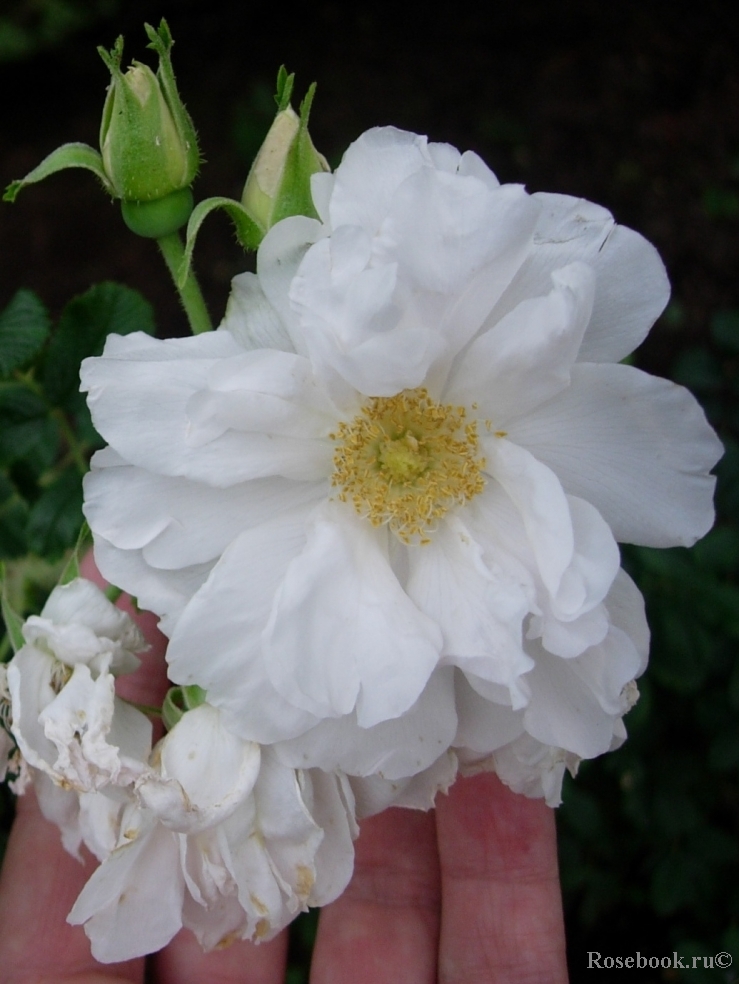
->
81 127 721 797
68 705 357 962
6 578 152 793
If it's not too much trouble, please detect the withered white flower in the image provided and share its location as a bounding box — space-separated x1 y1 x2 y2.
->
68 704 357 962
82 127 721 801
6 578 152 794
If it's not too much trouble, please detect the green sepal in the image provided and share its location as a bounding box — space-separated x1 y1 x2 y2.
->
162 683 207 731
271 82 322 225
3 142 114 203
0 562 25 655
144 19 200 181
274 65 295 112
179 196 263 287
57 521 93 587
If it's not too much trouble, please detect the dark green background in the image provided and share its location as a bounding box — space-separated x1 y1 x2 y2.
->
1 2 738 980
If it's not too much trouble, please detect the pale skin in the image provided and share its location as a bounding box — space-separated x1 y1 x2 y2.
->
0 559 570 984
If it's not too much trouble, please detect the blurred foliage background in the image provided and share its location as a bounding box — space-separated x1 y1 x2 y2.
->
0 0 738 980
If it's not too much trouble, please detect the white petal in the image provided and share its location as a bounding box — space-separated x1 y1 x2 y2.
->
7 647 60 773
444 262 595 420
349 750 458 817
490 733 578 807
29 578 144 672
137 705 260 834
488 192 670 363
257 214 324 354
34 770 83 859
482 437 574 597
274 668 457 780
166 502 323 743
507 363 723 546
187 349 339 445
38 664 117 790
523 642 619 757
68 820 185 963
250 751 323 904
302 769 357 906
265 503 442 727
220 272 295 352
530 603 610 659
291 227 444 396
83 333 330 485
382 167 538 298
91 533 213 636
406 517 533 708
550 496 620 620
607 568 650 674
454 671 525 753
85 458 326 571
328 127 430 232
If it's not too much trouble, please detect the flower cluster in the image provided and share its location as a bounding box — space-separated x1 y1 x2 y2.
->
2 578 357 960
3 126 721 961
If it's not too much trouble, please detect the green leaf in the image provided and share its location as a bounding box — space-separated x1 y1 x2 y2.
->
3 142 113 202
179 197 264 287
26 466 83 559
0 290 51 378
0 382 54 467
0 561 25 653
0 382 46 422
0 417 58 473
42 282 156 408
0 475 29 558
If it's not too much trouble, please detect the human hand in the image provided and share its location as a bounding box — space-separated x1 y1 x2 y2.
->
0 562 569 984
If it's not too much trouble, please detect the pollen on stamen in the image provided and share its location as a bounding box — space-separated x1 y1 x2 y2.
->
331 388 486 543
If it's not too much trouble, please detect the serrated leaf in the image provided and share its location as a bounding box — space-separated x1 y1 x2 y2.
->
0 382 53 468
26 466 83 559
0 562 25 653
0 383 47 421
0 417 59 474
42 282 156 408
0 290 51 378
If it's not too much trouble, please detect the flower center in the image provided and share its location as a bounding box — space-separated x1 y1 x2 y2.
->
330 388 486 543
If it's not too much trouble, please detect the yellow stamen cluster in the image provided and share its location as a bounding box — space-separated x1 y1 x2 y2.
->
330 388 486 543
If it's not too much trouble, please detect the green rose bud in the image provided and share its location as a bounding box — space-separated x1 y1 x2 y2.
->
241 67 329 235
4 20 199 241
100 20 200 237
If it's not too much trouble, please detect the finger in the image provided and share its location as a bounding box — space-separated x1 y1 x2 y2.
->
435 772 568 984
0 789 143 984
152 927 288 984
309 807 440 984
